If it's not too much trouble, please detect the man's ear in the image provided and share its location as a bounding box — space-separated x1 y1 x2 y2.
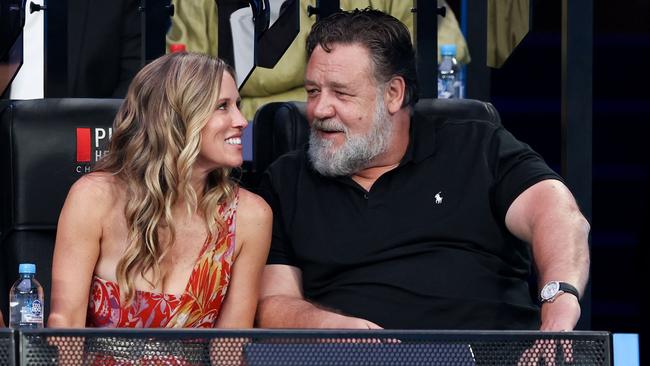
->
384 76 406 114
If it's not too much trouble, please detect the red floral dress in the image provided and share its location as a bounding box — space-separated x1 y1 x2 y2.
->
86 195 238 328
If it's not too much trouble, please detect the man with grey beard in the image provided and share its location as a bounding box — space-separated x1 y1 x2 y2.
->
256 9 590 332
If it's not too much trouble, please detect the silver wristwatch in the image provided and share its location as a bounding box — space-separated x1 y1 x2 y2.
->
540 281 579 303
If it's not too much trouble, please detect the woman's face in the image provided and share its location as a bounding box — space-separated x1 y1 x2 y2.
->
195 72 248 172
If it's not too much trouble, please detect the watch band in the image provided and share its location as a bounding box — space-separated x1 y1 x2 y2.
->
557 282 579 299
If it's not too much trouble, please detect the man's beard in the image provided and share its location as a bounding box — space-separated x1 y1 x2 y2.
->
308 94 393 177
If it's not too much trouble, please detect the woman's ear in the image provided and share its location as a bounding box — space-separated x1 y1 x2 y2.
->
384 76 406 114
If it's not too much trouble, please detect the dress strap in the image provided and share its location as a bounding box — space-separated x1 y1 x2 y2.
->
223 188 239 235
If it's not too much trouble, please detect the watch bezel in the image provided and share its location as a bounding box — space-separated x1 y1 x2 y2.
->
540 281 561 302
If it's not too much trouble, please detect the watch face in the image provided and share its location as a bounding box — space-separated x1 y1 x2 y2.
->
541 281 560 300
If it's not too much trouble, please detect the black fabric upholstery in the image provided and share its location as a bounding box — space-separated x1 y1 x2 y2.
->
0 98 123 321
251 98 501 177
415 98 501 125
252 101 309 177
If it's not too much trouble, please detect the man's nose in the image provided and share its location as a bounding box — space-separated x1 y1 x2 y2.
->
311 94 335 120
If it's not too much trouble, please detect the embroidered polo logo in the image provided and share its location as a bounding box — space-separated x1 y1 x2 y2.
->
434 191 443 204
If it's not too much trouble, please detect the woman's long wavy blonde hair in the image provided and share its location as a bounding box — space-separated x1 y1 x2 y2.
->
95 52 237 303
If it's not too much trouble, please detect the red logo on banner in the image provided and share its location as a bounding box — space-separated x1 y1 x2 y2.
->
76 128 91 162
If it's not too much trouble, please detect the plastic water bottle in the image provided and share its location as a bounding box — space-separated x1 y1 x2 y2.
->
438 44 462 99
9 263 45 329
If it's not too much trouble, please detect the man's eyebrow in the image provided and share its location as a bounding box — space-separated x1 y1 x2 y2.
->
304 79 350 90
329 81 350 90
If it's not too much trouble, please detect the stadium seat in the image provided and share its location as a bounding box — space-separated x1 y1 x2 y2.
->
0 98 123 322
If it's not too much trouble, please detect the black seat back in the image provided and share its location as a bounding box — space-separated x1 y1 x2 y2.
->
0 98 123 321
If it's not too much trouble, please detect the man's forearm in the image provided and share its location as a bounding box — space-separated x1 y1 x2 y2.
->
256 295 338 328
534 210 590 330
256 295 381 329
508 180 591 294
534 211 591 295
505 180 591 330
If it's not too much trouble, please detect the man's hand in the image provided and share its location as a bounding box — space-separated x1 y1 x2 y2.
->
322 312 383 329
518 294 580 366
540 293 581 331
318 313 389 345
518 338 574 366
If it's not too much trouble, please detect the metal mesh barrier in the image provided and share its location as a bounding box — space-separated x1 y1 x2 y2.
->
19 329 610 366
0 329 15 366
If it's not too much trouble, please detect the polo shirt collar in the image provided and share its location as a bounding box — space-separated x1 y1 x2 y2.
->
400 111 437 165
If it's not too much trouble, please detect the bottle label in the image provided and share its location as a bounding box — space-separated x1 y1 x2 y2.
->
22 298 44 323
438 78 455 99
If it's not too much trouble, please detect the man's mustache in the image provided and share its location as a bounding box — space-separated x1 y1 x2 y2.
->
312 119 347 133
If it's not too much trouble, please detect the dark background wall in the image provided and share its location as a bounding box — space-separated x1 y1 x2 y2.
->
448 0 648 360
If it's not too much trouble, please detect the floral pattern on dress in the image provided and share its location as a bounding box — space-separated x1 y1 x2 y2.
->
87 193 238 329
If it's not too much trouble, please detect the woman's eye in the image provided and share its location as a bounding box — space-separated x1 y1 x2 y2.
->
216 103 227 111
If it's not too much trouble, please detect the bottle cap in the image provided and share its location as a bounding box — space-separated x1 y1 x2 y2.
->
440 44 457 56
170 43 186 53
19 263 36 274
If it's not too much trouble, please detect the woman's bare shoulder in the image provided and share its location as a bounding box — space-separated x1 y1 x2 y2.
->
236 188 272 223
66 171 123 205
233 187 272 257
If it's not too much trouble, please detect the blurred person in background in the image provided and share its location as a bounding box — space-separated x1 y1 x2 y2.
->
167 0 470 119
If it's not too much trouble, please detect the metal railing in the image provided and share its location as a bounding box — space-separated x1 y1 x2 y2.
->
0 329 612 366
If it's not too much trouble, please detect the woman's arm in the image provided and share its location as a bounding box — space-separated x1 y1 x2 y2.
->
48 174 108 328
214 188 272 328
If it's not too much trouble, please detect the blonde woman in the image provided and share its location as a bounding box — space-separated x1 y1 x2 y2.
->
49 52 271 328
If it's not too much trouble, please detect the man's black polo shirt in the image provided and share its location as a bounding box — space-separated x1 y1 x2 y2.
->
258 112 562 330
